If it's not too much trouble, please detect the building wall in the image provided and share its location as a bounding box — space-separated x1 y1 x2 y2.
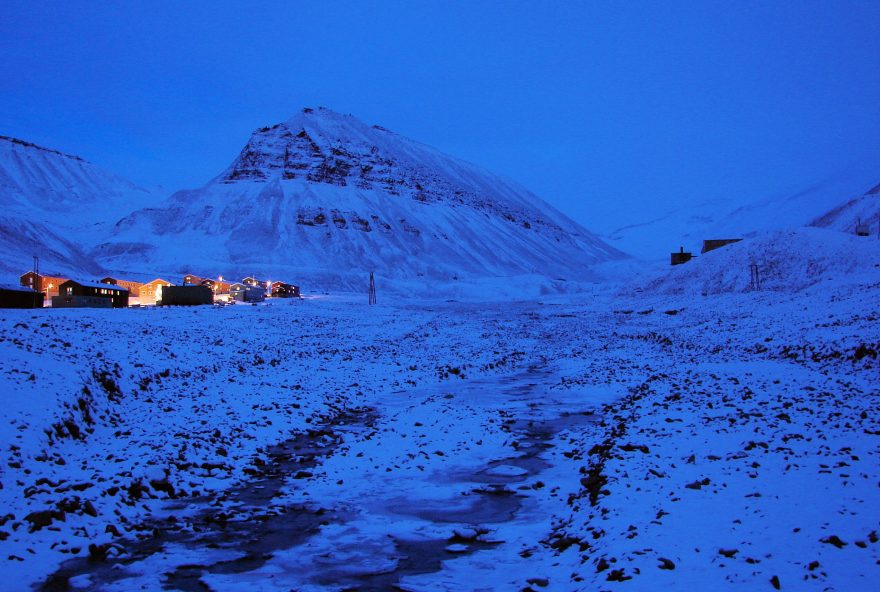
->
701 239 742 254
59 281 129 308
0 288 43 308
20 272 68 299
51 295 112 308
159 285 213 306
139 280 171 305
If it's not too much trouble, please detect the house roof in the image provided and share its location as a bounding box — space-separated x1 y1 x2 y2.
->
19 272 68 280
62 279 129 292
101 277 143 285
0 283 39 293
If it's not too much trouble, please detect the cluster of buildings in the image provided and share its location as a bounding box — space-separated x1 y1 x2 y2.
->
670 239 742 265
0 271 301 309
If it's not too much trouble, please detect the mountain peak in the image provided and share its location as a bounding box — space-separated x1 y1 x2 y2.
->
220 108 442 190
102 109 625 289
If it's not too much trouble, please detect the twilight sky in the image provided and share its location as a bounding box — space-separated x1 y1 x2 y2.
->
2 1 879 234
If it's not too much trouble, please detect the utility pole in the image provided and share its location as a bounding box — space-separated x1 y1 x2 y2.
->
749 263 760 291
32 255 40 307
368 272 377 305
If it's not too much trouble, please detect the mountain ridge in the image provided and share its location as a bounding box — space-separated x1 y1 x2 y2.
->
96 107 626 293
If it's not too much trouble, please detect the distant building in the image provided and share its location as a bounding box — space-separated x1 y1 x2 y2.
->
0 284 43 308
138 278 172 305
20 272 68 300
230 283 266 302
201 278 232 295
242 276 267 289
100 276 143 297
158 285 213 306
670 247 693 266
182 273 204 286
270 281 301 298
856 219 870 237
53 280 129 308
701 239 742 254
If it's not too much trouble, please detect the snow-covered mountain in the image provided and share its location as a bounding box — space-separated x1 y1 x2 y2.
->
96 108 625 292
0 135 155 276
811 180 880 236
606 172 879 259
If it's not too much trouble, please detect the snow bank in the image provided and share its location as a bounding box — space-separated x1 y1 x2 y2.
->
634 227 880 295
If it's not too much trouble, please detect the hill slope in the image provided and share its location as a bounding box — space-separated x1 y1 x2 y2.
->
606 172 879 259
633 227 880 296
0 136 154 276
810 180 880 236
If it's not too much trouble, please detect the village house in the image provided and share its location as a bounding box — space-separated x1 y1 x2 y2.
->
701 239 742 254
270 281 301 298
0 284 43 308
100 276 144 297
201 278 232 295
138 278 173 305
242 276 267 289
230 282 266 302
20 272 68 300
182 273 204 286
53 280 129 308
158 285 213 306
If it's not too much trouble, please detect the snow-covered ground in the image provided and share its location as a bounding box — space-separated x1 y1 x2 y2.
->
0 237 878 590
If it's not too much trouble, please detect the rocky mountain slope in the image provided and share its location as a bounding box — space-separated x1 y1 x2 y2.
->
0 136 154 276
96 108 626 292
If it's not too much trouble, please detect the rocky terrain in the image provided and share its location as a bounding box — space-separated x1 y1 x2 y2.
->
0 242 876 590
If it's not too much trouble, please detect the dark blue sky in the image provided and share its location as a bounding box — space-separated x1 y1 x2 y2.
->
2 1 879 232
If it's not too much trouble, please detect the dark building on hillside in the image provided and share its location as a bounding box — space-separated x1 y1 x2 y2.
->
53 280 129 308
670 247 693 266
158 285 213 306
270 281 300 298
701 239 742 254
0 284 43 308
230 283 266 302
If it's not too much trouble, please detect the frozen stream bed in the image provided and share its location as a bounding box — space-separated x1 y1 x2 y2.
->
40 367 613 591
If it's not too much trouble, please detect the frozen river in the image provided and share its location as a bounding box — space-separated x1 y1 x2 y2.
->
41 366 607 591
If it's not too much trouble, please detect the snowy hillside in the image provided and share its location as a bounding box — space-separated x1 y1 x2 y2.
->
606 173 880 260
96 108 625 292
633 227 880 296
0 136 155 276
811 180 880 235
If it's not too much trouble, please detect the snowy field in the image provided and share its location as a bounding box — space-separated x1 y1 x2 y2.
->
0 263 878 591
